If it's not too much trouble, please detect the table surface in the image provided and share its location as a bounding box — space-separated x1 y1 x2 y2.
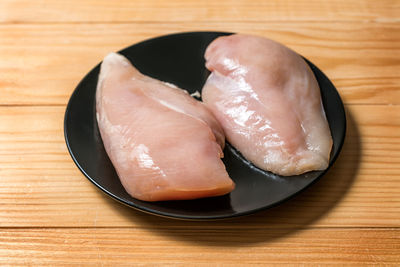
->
1 0 399 265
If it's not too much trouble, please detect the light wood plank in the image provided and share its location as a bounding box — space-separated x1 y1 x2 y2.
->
0 105 399 227
0 228 398 265
1 0 398 264
0 0 398 23
0 22 399 106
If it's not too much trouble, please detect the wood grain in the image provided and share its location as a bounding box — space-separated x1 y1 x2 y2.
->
0 105 399 227
0 228 399 265
0 0 399 23
1 0 399 263
0 22 399 106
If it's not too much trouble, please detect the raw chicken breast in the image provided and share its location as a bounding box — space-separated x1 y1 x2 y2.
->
96 53 234 201
202 34 332 176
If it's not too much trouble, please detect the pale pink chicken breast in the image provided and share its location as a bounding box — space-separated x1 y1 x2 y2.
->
96 53 234 201
202 34 333 176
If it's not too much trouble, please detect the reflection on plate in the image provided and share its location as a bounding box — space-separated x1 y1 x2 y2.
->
64 32 346 220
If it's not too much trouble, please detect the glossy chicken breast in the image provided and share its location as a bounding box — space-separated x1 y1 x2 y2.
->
202 34 333 176
96 53 234 201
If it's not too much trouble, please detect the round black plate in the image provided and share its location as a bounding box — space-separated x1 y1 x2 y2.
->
64 32 346 220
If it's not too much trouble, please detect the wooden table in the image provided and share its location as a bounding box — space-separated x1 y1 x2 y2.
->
1 0 399 265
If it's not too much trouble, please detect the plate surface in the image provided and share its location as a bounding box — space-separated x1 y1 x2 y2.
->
64 32 346 220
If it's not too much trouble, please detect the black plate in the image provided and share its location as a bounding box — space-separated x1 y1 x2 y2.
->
64 32 346 220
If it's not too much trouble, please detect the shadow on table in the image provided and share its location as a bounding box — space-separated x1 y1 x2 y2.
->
114 107 361 246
